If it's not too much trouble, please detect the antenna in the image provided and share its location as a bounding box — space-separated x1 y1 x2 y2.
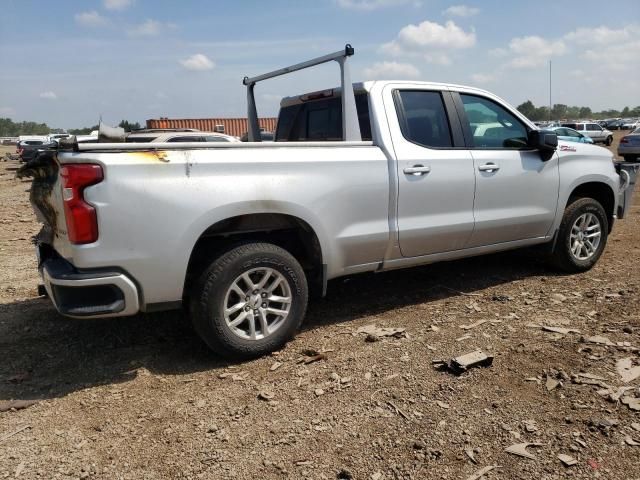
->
548 60 552 122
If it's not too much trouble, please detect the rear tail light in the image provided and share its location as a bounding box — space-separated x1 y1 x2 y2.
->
620 137 629 144
60 164 103 244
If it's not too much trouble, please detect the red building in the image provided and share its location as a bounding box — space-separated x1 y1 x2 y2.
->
145 117 277 138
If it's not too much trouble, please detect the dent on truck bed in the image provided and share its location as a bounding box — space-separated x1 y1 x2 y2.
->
16 151 59 244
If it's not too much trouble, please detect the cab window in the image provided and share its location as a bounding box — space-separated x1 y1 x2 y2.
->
459 94 528 149
394 90 453 148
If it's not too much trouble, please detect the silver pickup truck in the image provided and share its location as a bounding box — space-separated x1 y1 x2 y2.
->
21 46 637 358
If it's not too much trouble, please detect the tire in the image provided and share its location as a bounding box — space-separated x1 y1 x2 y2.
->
605 136 613 146
623 155 638 163
549 197 608 273
190 242 308 359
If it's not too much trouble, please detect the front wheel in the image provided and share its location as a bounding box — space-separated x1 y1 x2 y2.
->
190 242 308 358
549 198 608 273
605 136 613 146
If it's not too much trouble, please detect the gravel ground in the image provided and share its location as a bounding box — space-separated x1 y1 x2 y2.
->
1 137 639 480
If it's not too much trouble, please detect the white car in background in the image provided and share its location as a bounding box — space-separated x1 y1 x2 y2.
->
126 131 240 143
560 122 613 145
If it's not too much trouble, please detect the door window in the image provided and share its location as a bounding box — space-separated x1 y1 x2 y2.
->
460 94 528 149
395 90 453 148
565 129 581 138
588 123 602 131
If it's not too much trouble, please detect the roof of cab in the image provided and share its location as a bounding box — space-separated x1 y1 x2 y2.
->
279 80 497 109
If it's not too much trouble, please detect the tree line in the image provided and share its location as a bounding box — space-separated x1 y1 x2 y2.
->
516 101 640 122
0 119 142 137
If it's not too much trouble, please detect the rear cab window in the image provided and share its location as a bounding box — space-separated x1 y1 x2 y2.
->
275 93 372 141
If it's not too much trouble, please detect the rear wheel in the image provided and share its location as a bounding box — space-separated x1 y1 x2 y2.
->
190 242 308 358
549 197 608 273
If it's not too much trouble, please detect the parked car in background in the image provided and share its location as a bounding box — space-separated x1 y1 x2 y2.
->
549 126 594 144
607 120 625 130
561 122 613 145
126 131 241 143
17 139 51 162
241 130 275 142
622 119 640 130
618 127 640 162
48 134 71 143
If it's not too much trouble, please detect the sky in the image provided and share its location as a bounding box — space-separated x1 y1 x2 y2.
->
1 0 638 129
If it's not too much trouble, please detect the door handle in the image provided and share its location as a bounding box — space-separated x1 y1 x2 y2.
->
403 165 431 176
478 163 500 172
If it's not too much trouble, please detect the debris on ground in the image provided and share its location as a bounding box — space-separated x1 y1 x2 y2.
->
459 320 488 330
387 401 410 421
505 442 543 460
0 399 38 412
464 447 477 464
625 435 640 446
269 361 283 371
540 325 581 335
583 335 615 346
546 375 561 392
300 353 328 364
357 324 407 341
557 454 578 466
257 390 275 401
616 357 640 383
621 395 640 411
0 425 31 444
464 465 497 480
433 350 494 375
523 420 538 433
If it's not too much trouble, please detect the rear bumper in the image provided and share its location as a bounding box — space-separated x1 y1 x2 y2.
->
618 145 640 155
40 256 140 318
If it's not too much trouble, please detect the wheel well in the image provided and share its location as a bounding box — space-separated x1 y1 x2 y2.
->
568 182 615 231
184 214 324 300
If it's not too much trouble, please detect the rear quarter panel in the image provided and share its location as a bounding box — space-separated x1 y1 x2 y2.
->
57 144 390 305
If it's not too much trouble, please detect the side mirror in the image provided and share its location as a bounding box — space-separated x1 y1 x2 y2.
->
528 129 558 153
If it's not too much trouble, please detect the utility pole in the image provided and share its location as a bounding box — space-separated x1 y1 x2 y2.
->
549 60 552 122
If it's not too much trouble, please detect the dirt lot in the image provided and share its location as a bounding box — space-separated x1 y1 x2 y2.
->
1 135 639 480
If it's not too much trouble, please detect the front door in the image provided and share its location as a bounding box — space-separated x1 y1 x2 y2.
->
586 123 604 142
386 87 476 257
455 92 560 247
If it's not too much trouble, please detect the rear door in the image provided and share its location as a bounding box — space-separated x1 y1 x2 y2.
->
384 85 476 257
586 123 604 141
454 92 559 247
